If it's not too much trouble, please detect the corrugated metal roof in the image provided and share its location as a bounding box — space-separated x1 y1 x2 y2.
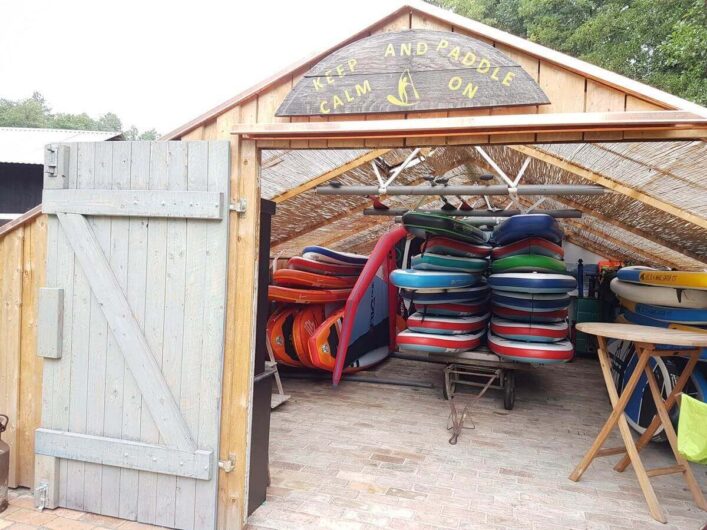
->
0 127 121 165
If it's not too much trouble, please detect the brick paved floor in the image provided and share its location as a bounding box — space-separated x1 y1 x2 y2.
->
247 357 707 530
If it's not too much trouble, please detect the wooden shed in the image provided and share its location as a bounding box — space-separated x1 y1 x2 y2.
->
1 1 705 529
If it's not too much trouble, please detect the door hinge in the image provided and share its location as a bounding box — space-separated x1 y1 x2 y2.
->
229 198 247 214
218 454 236 473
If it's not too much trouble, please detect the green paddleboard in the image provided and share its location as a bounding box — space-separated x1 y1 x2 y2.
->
412 253 488 273
491 254 566 274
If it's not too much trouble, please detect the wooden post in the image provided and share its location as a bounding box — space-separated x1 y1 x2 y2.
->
217 109 262 529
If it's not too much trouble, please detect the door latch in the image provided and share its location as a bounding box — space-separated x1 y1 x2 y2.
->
229 199 247 214
218 454 236 473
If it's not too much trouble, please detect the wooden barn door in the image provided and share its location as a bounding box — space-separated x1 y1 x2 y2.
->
34 141 230 530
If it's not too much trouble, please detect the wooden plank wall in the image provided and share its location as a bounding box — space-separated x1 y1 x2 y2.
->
0 213 47 489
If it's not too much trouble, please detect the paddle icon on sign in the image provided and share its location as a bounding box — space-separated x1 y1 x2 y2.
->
387 69 420 107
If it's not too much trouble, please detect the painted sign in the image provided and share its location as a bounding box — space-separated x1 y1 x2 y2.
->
276 29 550 117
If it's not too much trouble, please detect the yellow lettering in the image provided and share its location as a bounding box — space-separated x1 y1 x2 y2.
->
355 80 371 97
448 46 461 61
436 39 449 52
344 89 354 103
384 43 395 57
502 71 516 86
490 67 500 81
332 95 344 109
313 77 324 91
462 52 476 67
325 70 334 85
448 76 463 91
462 82 478 99
319 100 330 114
348 58 357 72
336 65 345 77
476 58 490 74
400 43 412 56
416 42 428 55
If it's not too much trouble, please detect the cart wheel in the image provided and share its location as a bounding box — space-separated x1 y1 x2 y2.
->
503 371 515 410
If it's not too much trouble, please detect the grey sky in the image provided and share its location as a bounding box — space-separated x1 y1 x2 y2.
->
1 0 403 134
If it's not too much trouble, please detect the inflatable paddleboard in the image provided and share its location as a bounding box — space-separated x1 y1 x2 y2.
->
292 305 326 368
610 277 707 309
407 312 490 335
492 237 564 260
401 285 490 304
488 273 577 294
308 307 389 372
422 236 492 258
273 269 358 289
492 214 564 246
302 246 368 266
391 269 481 290
492 304 568 323
287 256 362 277
402 212 487 244
618 297 707 325
413 300 489 317
268 285 351 304
491 291 570 311
490 317 568 343
617 266 707 291
397 329 485 353
412 253 488 273
488 332 573 363
266 306 303 367
491 255 566 274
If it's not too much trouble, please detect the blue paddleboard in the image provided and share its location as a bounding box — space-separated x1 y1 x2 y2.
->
488 273 576 294
391 269 481 290
401 285 490 304
619 298 707 325
491 291 570 311
302 246 368 266
492 214 564 246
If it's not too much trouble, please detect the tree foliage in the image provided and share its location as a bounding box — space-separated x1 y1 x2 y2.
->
0 92 159 139
430 0 707 105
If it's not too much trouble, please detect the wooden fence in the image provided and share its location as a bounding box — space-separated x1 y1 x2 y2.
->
0 205 46 488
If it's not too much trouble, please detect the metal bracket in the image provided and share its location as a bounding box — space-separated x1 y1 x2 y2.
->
44 145 69 180
229 198 247 214
35 483 48 511
218 454 236 473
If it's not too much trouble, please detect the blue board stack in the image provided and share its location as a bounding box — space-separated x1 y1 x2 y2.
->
607 266 707 441
486 214 576 364
393 213 492 354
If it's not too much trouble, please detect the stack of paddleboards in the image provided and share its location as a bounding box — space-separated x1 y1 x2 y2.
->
487 214 576 364
266 246 367 372
608 266 707 440
395 212 492 354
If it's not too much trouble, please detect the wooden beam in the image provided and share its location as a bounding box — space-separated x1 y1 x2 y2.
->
549 196 706 265
0 205 42 239
232 111 707 141
511 145 707 230
271 149 390 204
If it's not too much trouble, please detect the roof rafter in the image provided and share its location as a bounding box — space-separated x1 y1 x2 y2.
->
270 149 390 203
511 144 707 230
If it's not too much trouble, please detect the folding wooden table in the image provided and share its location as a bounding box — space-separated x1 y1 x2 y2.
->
571 323 707 523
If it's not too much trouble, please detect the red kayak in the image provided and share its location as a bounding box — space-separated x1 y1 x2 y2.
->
268 285 352 304
491 304 568 323
287 256 363 277
492 237 564 260
422 236 492 258
266 306 303 367
273 269 358 289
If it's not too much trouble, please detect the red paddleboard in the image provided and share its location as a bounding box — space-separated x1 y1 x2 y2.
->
491 304 568 323
397 329 485 353
273 269 357 289
269 285 352 304
490 317 568 343
266 306 303 367
488 332 573 364
422 236 492 258
287 256 362 277
407 312 489 335
492 237 564 260
292 305 326 368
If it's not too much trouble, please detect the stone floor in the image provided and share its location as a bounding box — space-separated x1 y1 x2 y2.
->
246 357 707 530
2 357 705 529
